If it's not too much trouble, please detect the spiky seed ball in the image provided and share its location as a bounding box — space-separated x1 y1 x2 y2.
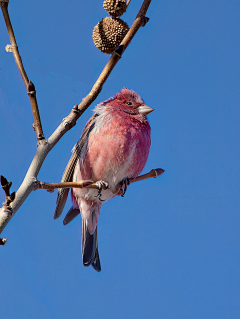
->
92 17 129 54
103 0 127 18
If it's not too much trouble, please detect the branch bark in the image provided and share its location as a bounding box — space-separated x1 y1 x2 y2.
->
0 0 152 238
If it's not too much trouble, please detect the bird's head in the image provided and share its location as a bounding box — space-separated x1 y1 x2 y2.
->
104 88 154 116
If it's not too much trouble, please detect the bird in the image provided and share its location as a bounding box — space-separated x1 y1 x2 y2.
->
54 88 153 272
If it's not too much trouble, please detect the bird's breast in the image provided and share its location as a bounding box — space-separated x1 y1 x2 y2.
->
81 112 151 191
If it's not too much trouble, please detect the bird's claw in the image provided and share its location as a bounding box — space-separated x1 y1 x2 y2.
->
95 181 108 202
120 177 130 197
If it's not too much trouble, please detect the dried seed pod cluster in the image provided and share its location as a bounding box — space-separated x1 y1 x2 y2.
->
103 0 127 18
92 17 129 54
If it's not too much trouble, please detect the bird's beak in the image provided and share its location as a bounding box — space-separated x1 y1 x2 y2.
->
137 105 154 116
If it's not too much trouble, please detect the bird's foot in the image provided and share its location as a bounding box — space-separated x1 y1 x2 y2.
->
120 177 130 197
95 181 108 202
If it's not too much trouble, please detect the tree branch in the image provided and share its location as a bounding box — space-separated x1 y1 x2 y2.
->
0 0 152 238
0 0 44 142
36 168 165 195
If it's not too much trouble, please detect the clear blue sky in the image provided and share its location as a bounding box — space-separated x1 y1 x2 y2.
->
0 0 240 318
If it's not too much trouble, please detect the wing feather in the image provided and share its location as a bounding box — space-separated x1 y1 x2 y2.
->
54 114 98 219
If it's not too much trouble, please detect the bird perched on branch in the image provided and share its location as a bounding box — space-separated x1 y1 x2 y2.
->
54 88 153 272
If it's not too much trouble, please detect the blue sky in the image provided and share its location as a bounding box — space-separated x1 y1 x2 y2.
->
0 0 240 318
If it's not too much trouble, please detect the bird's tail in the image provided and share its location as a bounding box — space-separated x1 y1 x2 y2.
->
82 218 101 272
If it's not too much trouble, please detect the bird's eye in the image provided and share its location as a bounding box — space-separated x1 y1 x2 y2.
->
126 102 132 106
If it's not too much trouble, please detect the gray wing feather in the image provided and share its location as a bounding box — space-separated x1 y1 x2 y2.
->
54 115 97 219
63 207 80 225
54 145 82 219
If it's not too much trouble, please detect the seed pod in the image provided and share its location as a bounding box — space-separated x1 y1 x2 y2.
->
92 17 129 54
103 0 127 18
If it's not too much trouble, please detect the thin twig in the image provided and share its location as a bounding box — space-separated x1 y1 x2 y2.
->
38 180 94 191
136 0 151 18
129 168 165 184
37 168 165 195
115 168 165 195
0 1 44 142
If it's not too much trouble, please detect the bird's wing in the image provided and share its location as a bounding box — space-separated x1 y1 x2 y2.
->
63 207 80 225
54 114 98 219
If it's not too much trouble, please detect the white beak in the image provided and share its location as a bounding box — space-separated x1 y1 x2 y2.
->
137 105 154 116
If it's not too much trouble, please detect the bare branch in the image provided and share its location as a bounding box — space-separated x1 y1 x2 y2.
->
0 1 44 142
136 0 151 18
37 168 165 196
37 180 94 191
129 168 165 184
115 168 165 196
27 81 45 143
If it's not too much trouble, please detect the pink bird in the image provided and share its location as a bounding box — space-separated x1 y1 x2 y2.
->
54 88 153 272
